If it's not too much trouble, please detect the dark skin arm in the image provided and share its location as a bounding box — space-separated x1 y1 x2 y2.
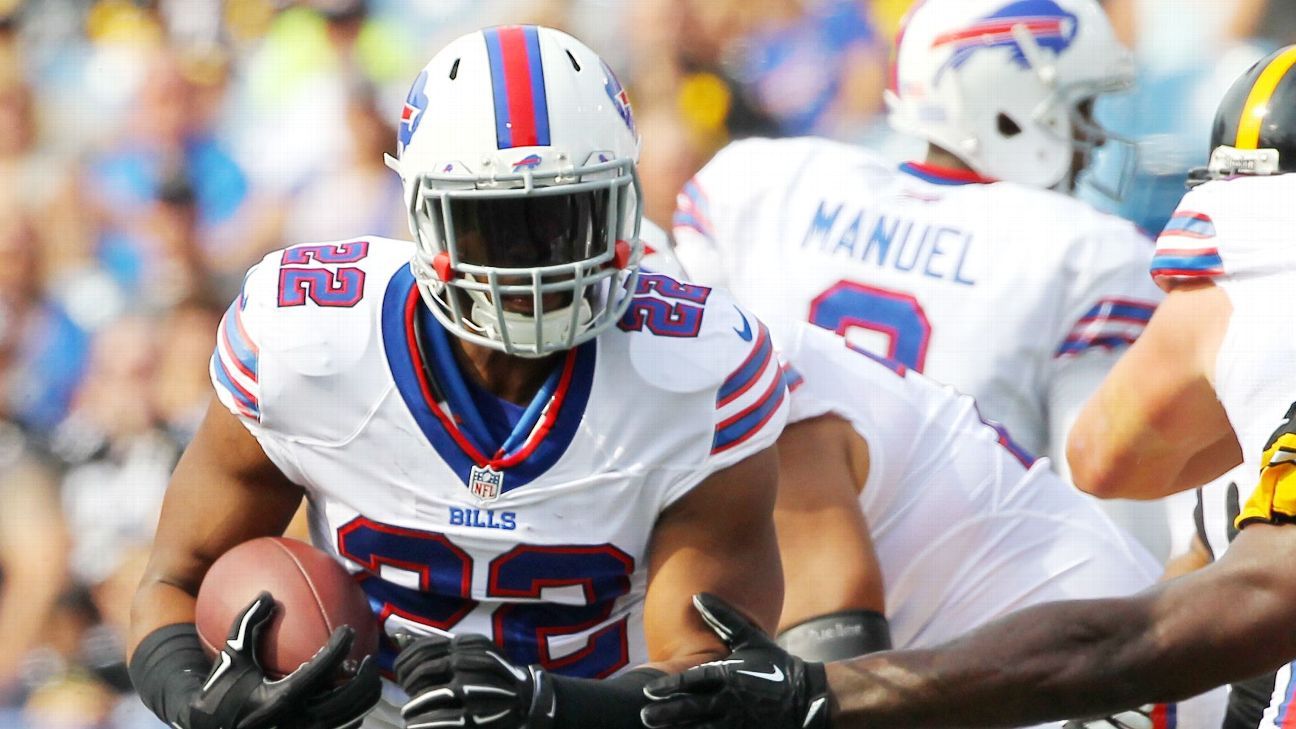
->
816 282 1265 727
775 415 883 629
642 445 785 672
824 521 1296 728
128 396 303 659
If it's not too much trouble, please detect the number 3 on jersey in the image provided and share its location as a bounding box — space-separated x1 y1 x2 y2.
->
809 281 931 371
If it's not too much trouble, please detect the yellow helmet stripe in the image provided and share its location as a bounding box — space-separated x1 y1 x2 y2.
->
1237 46 1296 149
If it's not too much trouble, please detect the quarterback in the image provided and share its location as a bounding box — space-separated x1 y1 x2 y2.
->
670 0 1160 483
639 46 1296 729
127 26 788 729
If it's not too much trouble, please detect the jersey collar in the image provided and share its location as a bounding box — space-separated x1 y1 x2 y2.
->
381 265 596 494
899 161 996 186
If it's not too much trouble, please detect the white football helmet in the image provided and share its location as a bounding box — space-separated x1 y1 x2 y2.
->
887 0 1135 191
387 25 642 358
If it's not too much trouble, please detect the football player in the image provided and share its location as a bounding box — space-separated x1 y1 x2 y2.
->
639 45 1296 729
126 26 788 729
669 0 1166 547
758 323 1223 727
765 324 1163 657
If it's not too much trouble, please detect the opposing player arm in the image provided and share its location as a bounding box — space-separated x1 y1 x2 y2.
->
641 522 1296 729
1067 282 1241 500
642 444 785 672
819 518 1296 728
774 415 891 660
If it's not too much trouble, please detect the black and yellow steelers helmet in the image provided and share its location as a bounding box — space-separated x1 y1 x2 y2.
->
1192 45 1296 184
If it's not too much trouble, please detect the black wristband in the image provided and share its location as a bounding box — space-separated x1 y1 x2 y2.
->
777 610 892 661
128 623 210 727
551 667 667 729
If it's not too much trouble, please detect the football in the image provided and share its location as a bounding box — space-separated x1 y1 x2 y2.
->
195 536 379 679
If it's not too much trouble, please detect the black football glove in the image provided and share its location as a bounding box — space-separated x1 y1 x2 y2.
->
279 654 382 729
187 591 378 729
641 593 830 729
395 633 556 729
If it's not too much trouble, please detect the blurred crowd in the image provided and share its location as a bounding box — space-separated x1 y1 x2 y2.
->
0 0 1291 726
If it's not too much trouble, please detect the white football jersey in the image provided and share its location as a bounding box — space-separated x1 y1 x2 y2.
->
780 324 1159 649
1151 174 1296 729
673 137 1162 465
209 237 788 681
1151 175 1296 557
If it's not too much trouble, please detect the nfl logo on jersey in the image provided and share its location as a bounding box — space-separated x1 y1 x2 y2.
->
469 465 504 502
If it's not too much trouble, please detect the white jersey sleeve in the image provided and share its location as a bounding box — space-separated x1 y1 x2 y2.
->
1150 186 1225 290
627 279 790 508
211 238 412 483
211 253 317 485
1147 176 1296 289
1045 217 1162 470
778 324 926 495
671 137 815 286
211 264 269 430
1052 217 1160 359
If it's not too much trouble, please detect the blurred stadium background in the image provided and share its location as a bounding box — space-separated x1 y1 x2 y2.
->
0 0 1289 726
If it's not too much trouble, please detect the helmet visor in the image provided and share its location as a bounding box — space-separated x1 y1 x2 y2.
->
448 191 610 269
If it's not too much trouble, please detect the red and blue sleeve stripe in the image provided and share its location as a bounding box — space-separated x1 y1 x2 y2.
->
483 25 551 149
212 298 261 419
1074 299 1155 326
218 300 259 382
1149 247 1224 279
713 325 787 455
712 372 787 455
781 362 805 393
1055 298 1155 357
673 178 714 239
1055 334 1140 356
1149 703 1176 729
716 323 772 408
1159 211 1216 240
211 353 260 418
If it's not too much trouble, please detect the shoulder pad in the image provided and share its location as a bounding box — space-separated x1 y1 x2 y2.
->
619 276 771 394
213 237 413 440
244 238 411 374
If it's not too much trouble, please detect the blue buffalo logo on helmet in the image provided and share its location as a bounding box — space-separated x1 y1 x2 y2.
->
398 69 430 153
601 60 636 137
512 153 543 171
932 0 1079 82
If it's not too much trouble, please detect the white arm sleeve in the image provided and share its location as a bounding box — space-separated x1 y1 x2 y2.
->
671 137 795 286
1047 219 1162 464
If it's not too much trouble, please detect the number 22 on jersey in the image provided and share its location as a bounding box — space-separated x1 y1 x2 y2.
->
337 517 634 679
277 242 370 308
